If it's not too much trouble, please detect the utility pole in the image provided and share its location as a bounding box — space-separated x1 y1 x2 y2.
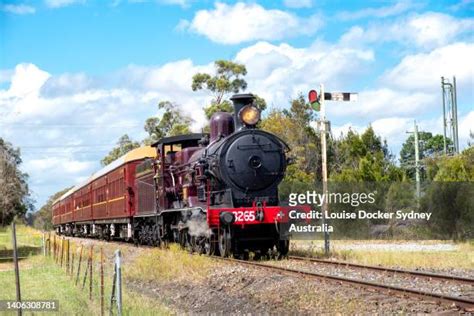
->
407 121 421 202
453 77 459 153
441 77 447 155
320 83 330 255
414 121 421 201
441 76 459 154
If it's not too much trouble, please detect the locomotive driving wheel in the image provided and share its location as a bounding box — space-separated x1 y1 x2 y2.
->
218 227 231 257
204 232 218 256
277 239 290 259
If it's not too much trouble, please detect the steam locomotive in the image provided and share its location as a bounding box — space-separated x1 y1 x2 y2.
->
53 94 291 258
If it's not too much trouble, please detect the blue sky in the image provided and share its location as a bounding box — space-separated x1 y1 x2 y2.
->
1 0 473 208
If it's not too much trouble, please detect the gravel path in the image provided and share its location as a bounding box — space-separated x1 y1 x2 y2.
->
270 259 474 301
334 243 459 252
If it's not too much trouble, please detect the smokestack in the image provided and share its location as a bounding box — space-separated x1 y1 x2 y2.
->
230 93 255 130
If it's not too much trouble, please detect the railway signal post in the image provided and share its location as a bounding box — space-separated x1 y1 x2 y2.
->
309 85 358 255
320 84 330 255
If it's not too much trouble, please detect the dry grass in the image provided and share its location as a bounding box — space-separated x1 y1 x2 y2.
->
126 244 214 282
0 225 43 250
291 240 474 269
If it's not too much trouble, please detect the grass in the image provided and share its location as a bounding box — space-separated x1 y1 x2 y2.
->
0 226 171 315
0 255 96 314
291 240 474 269
0 225 43 250
126 244 214 282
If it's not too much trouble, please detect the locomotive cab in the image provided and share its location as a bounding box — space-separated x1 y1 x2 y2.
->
150 133 208 211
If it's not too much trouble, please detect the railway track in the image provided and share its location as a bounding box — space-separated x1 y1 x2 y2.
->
288 255 474 285
213 256 474 311
61 235 474 310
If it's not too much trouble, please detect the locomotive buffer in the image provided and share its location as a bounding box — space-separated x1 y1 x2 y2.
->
308 85 358 254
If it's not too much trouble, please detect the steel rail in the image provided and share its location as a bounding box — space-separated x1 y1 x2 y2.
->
288 255 474 285
213 256 474 310
58 235 474 310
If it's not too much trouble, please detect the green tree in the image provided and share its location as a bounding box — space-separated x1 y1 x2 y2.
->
33 187 71 231
400 132 451 180
421 147 474 240
0 138 32 226
191 60 267 119
331 127 402 182
101 134 140 166
192 60 247 104
260 95 320 198
143 101 192 145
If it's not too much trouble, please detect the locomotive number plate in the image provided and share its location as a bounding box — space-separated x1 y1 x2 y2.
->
233 210 256 222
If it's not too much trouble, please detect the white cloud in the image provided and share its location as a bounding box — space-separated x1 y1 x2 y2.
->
381 42 474 92
183 2 323 44
340 12 474 49
44 0 85 8
6 63 51 97
234 41 374 106
28 157 94 175
283 0 312 9
2 4 36 14
40 73 94 97
405 13 474 48
337 0 418 20
328 88 436 119
459 111 474 147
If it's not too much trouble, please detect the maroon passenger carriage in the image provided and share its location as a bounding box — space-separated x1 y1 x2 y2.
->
52 146 156 239
54 93 293 259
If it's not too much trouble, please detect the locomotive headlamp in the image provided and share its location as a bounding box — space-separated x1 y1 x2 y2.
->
239 105 260 126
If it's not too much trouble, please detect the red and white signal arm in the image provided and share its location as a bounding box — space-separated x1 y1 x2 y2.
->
324 92 358 102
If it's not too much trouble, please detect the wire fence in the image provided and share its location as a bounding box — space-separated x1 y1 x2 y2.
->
47 234 123 316
1 224 123 316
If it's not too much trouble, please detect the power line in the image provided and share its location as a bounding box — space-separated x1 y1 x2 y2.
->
2 124 139 127
0 122 142 128
18 144 116 148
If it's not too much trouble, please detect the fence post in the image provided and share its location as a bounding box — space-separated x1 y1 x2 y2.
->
71 247 75 279
60 238 64 267
116 250 122 316
48 232 51 256
53 235 56 262
76 245 83 286
100 248 104 316
82 249 90 290
42 233 46 256
110 261 117 315
12 222 22 316
109 250 122 316
67 239 70 274
89 246 93 300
